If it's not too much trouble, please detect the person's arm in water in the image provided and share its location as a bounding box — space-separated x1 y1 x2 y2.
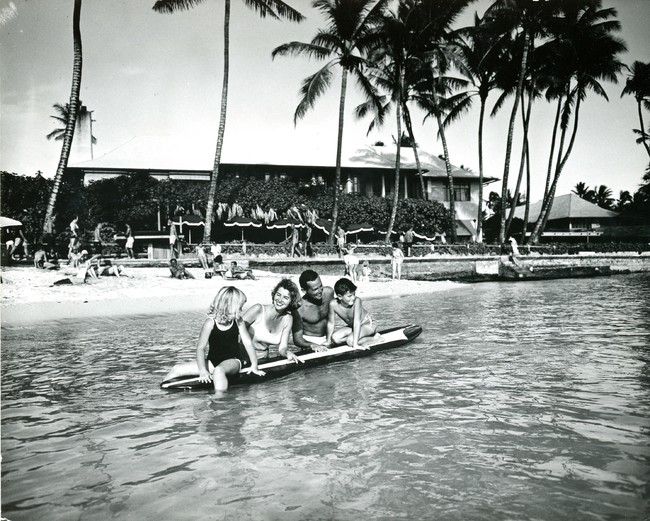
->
277 315 302 363
237 316 266 376
196 318 214 383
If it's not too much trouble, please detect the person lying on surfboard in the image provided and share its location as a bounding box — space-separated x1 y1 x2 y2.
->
196 286 265 391
327 278 380 350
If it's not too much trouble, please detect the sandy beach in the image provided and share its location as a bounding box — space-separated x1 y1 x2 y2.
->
1 265 460 326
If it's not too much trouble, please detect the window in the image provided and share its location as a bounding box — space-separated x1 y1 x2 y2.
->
446 181 471 201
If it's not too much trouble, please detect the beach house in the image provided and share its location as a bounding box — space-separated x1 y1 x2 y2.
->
67 137 497 243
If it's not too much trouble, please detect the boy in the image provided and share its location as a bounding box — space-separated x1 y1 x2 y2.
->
326 278 379 350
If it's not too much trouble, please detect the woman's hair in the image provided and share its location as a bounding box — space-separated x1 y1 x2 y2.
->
272 278 302 311
215 254 223 263
208 286 247 321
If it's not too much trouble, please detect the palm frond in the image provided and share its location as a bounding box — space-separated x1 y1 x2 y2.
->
294 64 335 123
152 0 206 14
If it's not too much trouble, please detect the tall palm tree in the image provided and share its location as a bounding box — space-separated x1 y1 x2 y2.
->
153 0 304 242
47 102 97 145
409 0 474 244
272 0 386 241
451 13 508 242
529 1 626 243
42 0 83 237
621 60 650 158
485 0 559 244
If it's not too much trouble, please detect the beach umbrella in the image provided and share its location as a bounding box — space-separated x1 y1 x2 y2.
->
0 216 22 228
345 222 374 244
267 218 304 230
413 231 436 241
178 215 205 244
313 218 333 235
224 217 262 241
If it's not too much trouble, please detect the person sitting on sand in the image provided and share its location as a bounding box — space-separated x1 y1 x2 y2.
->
291 269 335 353
360 260 371 282
97 258 127 277
195 286 265 391
169 258 195 279
327 278 379 350
77 250 100 282
242 278 302 362
34 249 59 270
196 244 209 273
212 254 228 278
226 261 256 280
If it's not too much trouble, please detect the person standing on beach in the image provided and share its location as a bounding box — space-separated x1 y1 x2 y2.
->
336 226 346 258
391 242 404 280
68 216 79 259
168 219 178 259
291 269 335 352
125 223 135 259
404 226 414 257
290 224 301 258
304 223 313 257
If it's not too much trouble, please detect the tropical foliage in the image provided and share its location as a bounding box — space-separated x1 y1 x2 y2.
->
153 0 304 243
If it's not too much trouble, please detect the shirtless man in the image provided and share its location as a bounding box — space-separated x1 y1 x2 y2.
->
291 269 335 352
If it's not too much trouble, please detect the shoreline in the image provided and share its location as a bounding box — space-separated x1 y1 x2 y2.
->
0 266 462 327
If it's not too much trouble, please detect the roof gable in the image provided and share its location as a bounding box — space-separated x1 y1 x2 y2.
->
513 193 619 220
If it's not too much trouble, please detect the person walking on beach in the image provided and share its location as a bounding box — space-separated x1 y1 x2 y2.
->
391 242 404 280
327 278 379 349
125 223 135 259
291 269 335 352
343 244 359 282
290 224 302 258
361 261 371 282
68 216 79 259
304 223 313 257
168 219 178 259
196 244 210 276
196 286 265 391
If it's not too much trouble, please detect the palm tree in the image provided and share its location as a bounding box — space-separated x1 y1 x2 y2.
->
47 102 97 145
153 0 304 243
621 61 650 158
573 181 594 200
272 0 386 241
452 13 508 242
592 184 614 209
529 1 626 243
42 0 83 237
615 190 632 211
409 0 474 244
485 0 559 244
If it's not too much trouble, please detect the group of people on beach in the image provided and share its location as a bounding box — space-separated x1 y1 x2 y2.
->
189 269 381 391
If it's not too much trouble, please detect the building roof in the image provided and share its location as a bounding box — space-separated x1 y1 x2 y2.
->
69 138 496 182
513 193 619 221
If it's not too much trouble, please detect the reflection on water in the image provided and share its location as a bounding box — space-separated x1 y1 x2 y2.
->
2 274 649 520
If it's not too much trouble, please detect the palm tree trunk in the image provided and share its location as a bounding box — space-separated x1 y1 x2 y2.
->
476 96 486 243
498 30 530 244
203 0 230 243
42 0 82 238
403 104 426 199
521 138 531 244
530 95 582 243
505 86 533 237
386 76 403 244
637 99 650 157
543 96 563 205
329 69 348 244
431 61 456 243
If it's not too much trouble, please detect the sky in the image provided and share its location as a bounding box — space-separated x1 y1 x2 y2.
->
1 0 649 205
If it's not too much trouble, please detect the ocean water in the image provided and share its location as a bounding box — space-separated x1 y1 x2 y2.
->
2 273 649 521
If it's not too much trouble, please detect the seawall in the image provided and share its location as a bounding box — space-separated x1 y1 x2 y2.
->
247 252 650 281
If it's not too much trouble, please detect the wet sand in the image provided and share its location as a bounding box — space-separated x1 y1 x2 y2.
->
1 265 461 326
